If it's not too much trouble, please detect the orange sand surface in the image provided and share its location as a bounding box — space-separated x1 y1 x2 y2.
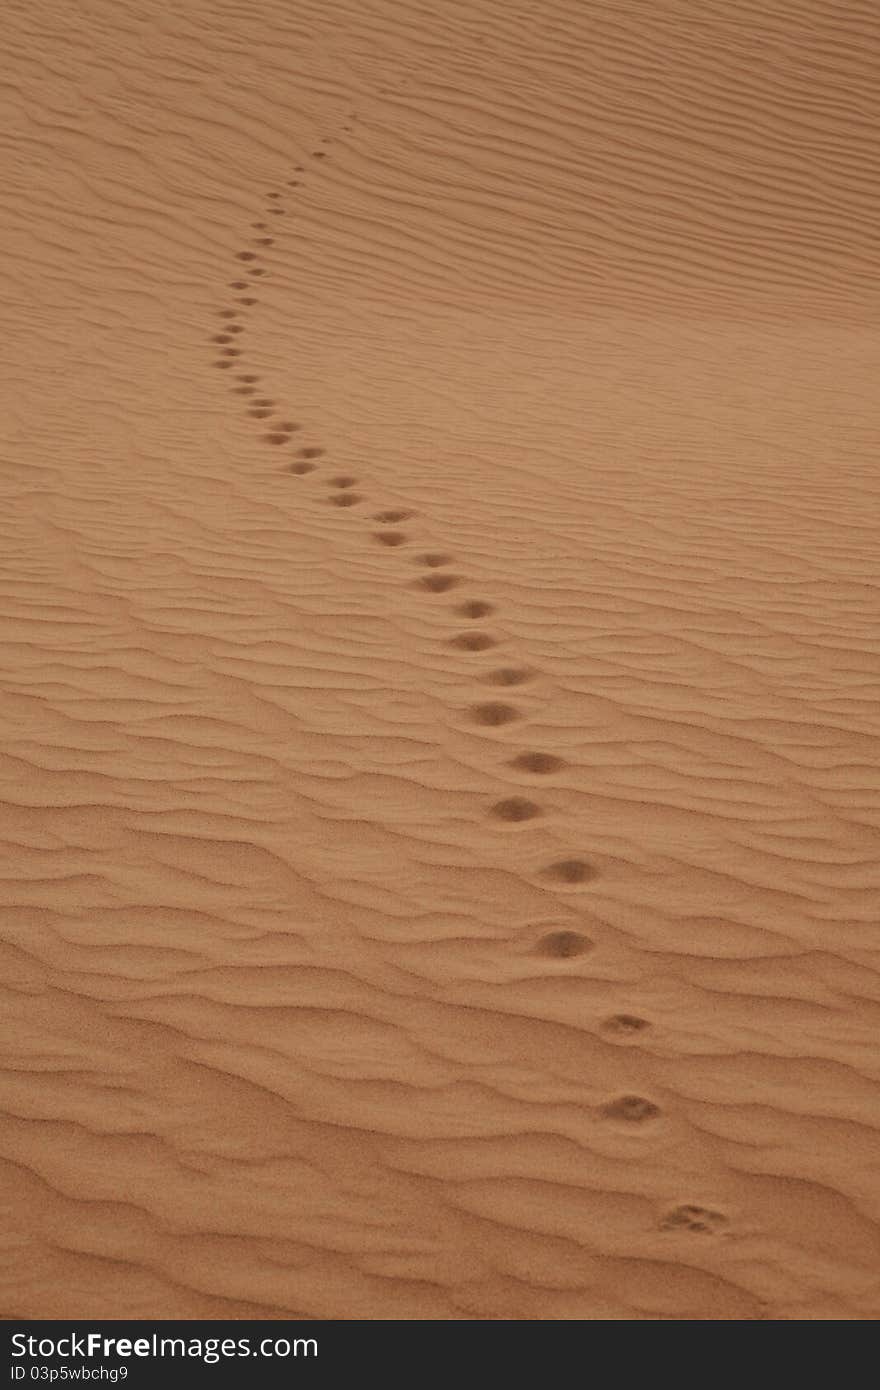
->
2 0 879 1320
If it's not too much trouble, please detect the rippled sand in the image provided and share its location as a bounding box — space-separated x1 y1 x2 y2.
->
2 0 879 1320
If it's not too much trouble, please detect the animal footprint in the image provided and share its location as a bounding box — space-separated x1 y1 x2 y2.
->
660 1205 727 1235
490 798 541 823
485 667 531 687
471 702 519 727
509 752 563 774
417 573 460 593
600 1095 661 1124
448 632 496 651
542 859 596 885
535 930 592 959
457 600 494 619
602 1014 650 1038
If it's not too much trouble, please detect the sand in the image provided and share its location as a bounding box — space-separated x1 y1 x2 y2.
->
1 0 879 1321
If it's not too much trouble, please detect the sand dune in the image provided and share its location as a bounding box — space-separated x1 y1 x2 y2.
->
1 0 879 1320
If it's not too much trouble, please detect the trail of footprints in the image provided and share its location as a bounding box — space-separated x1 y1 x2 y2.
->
206 121 728 1243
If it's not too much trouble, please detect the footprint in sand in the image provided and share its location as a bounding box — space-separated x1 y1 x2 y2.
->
457 600 494 619
535 929 593 959
509 752 564 774
600 1095 661 1124
416 573 460 593
471 702 520 727
484 667 531 687
602 1013 651 1038
542 858 596 885
490 797 541 823
449 632 496 651
660 1205 727 1235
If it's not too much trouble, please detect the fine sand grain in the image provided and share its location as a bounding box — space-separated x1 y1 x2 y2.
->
1 0 879 1320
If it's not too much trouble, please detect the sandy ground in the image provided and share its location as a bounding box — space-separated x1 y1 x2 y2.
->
2 0 879 1320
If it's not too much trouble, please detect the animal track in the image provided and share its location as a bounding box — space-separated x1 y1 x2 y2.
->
485 667 531 687
449 632 496 651
601 1095 661 1124
490 797 541 823
207 123 655 1140
509 752 563 774
660 1205 727 1235
536 930 592 959
417 573 460 593
602 1014 650 1037
471 702 520 727
542 859 596 885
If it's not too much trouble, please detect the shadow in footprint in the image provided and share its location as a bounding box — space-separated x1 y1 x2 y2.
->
600 1095 661 1124
417 574 460 593
509 752 564 774
490 798 541 823
374 510 415 524
471 702 519 727
602 1014 650 1038
449 632 495 651
374 531 406 546
542 859 596 885
660 1205 727 1235
535 930 592 959
485 668 531 687
457 601 494 619
329 494 362 507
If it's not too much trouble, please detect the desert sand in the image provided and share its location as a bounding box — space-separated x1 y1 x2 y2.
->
1 0 879 1321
